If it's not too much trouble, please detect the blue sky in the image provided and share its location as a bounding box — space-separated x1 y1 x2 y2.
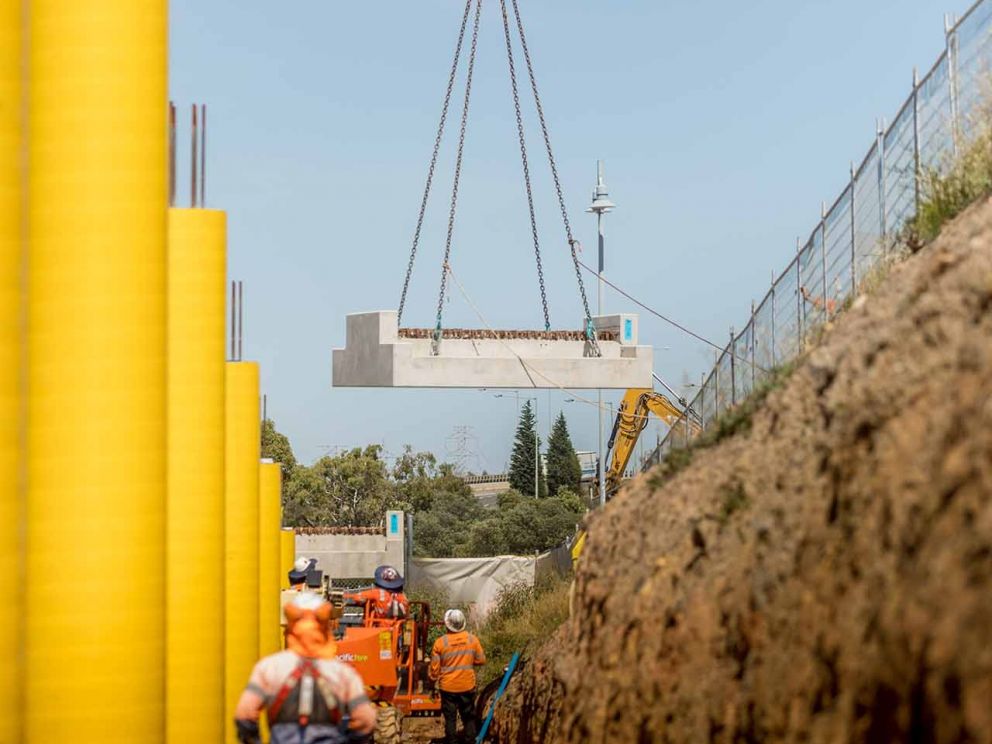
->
170 0 955 471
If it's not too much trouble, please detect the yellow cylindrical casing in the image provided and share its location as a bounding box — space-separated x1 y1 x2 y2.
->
225 362 260 744
167 209 227 744
258 460 283 657
280 528 295 589
26 2 167 742
0 3 24 741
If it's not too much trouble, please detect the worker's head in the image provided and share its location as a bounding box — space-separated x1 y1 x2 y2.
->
288 557 315 587
373 564 404 591
283 592 338 659
443 608 466 633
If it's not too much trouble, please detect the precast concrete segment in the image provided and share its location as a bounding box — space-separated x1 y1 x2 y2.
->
0 2 24 741
26 2 168 741
225 362 261 744
332 311 653 389
167 209 227 744
258 460 283 658
280 528 295 590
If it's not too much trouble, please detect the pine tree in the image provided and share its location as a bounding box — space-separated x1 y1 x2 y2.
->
546 411 582 497
508 400 547 498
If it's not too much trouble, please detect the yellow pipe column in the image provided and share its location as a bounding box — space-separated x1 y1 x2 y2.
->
167 209 227 744
258 460 282 657
280 528 296 588
225 362 260 743
27 1 167 742
0 2 24 741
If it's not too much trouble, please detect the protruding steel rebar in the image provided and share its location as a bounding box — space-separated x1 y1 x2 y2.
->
237 280 244 361
200 104 207 207
230 281 237 360
191 105 199 208
168 102 176 207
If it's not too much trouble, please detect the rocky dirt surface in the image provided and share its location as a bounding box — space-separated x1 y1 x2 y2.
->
492 198 992 743
402 716 443 743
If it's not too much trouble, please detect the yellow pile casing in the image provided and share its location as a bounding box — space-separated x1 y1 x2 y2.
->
26 1 168 741
225 362 260 743
0 2 24 741
258 460 283 657
167 209 227 744
280 527 295 589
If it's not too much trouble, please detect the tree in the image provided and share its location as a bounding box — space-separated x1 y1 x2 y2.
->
392 446 470 513
545 412 582 498
508 400 547 498
261 418 297 499
497 493 583 554
282 445 401 528
411 490 487 557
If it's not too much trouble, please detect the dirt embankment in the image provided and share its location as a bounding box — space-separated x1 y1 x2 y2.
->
493 198 992 743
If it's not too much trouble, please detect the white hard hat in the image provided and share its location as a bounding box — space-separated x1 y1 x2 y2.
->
290 592 326 611
294 557 312 573
443 608 466 632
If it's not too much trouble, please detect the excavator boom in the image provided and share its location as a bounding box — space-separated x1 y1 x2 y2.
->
605 388 700 497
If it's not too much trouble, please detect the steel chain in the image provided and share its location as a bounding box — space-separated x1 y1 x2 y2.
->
499 0 550 331
509 0 601 355
396 0 474 325
433 0 483 353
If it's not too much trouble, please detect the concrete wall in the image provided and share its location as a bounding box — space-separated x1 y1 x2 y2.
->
294 510 406 582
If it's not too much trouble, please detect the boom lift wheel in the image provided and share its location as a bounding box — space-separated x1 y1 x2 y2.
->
373 704 401 744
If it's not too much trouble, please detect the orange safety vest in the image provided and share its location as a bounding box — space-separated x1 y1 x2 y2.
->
346 587 409 619
429 631 486 693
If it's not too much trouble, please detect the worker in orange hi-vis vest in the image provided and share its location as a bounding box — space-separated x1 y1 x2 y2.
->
429 609 486 744
343 565 410 619
233 593 376 744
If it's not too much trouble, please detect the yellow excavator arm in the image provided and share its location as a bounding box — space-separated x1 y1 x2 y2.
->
572 388 701 568
604 388 700 498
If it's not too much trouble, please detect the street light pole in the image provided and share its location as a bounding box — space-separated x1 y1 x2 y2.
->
587 160 616 509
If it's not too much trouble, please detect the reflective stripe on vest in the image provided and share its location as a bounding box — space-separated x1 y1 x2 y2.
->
267 657 343 727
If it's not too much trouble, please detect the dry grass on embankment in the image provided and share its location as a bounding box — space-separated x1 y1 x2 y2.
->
492 191 992 742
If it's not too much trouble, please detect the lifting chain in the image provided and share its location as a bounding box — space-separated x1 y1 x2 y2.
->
433 0 483 354
396 0 474 326
508 0 601 356
499 0 550 332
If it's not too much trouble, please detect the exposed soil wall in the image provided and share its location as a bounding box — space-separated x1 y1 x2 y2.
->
493 198 992 743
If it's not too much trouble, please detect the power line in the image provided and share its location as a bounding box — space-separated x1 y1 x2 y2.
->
575 257 767 373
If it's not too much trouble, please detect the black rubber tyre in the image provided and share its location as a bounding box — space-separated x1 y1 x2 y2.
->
373 705 401 744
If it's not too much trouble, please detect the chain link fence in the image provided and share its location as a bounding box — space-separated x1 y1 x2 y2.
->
645 0 992 469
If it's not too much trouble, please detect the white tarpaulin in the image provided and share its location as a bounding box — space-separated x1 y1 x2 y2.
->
409 555 538 620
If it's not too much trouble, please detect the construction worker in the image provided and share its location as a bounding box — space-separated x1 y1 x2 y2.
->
288 557 315 590
429 608 486 744
344 564 410 619
234 592 376 744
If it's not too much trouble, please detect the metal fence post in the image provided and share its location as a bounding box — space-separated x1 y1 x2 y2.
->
729 327 737 406
713 352 720 417
700 372 706 428
913 67 921 215
820 203 828 319
698 373 705 429
750 302 756 389
946 14 960 155
796 239 803 352
770 273 777 367
850 162 857 294
877 118 887 242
